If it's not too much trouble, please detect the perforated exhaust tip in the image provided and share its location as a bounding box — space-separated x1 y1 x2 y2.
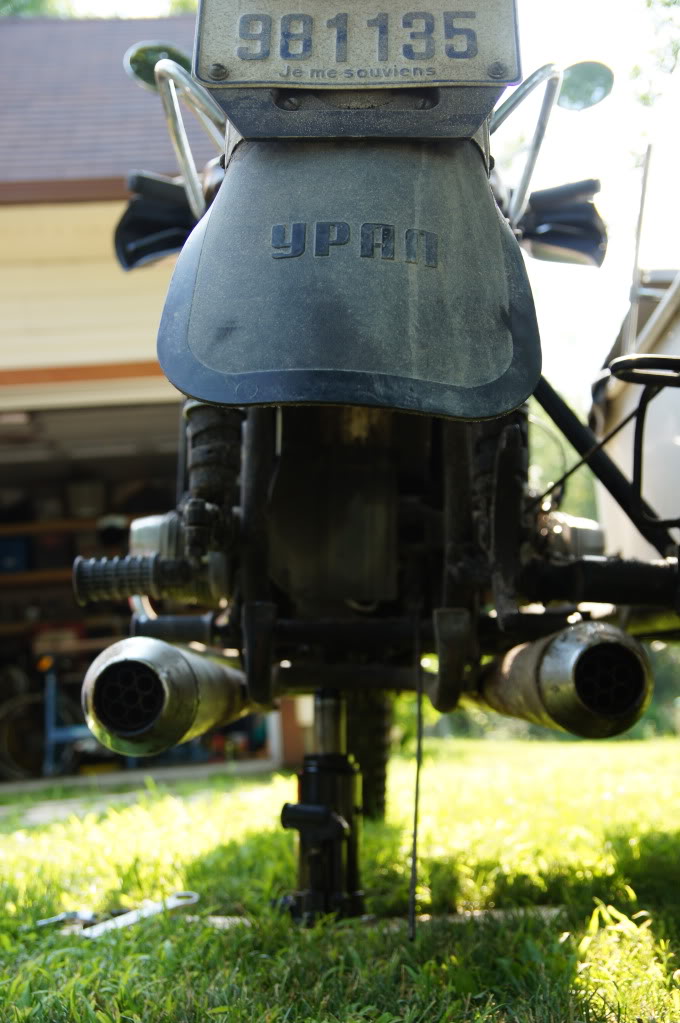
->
476 622 653 740
574 643 646 717
92 661 165 736
540 623 652 737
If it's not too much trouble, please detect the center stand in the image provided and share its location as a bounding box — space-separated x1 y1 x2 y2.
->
281 689 364 924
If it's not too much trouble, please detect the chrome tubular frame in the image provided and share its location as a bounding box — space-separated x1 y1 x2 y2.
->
491 64 565 227
153 58 231 219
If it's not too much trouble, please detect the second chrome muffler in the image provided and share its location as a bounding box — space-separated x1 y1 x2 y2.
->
468 621 652 738
82 637 254 757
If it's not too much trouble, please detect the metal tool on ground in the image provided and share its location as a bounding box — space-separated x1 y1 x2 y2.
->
37 891 200 938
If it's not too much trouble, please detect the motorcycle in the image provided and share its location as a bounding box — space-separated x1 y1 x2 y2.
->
72 5 678 922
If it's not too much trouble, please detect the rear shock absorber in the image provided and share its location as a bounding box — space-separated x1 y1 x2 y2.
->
182 401 243 561
184 400 242 509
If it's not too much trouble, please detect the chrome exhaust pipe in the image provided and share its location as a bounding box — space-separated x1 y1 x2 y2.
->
468 622 652 738
82 637 253 757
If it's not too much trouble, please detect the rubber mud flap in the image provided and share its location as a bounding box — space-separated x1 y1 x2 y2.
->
158 139 541 420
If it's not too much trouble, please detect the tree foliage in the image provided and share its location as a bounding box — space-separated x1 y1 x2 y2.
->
633 0 680 104
1 0 72 14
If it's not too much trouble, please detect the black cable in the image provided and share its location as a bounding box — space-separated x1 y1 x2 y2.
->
408 615 424 943
528 401 648 511
533 377 673 556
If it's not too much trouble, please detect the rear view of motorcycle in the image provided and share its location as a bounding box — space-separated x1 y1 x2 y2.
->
72 3 677 923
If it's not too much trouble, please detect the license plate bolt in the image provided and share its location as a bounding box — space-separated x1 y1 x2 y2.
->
487 61 508 79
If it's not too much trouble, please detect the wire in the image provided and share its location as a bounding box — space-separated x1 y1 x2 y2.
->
408 615 424 942
529 413 569 481
527 396 659 511
529 413 568 507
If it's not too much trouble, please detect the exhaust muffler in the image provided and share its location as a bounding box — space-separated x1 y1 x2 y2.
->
468 622 652 738
82 637 254 757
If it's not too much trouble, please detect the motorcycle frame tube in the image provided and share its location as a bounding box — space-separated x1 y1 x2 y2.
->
154 58 228 219
240 408 276 604
519 555 677 606
533 377 674 556
131 555 679 659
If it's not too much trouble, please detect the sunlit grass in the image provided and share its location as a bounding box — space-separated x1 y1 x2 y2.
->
2 739 680 1021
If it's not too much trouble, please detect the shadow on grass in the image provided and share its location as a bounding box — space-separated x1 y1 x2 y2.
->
176 822 589 1020
183 826 297 914
180 812 680 922
7 820 679 1021
182 820 411 917
448 828 680 936
177 820 680 1019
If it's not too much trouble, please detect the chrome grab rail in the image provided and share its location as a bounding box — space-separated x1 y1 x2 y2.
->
153 58 231 220
491 64 565 227
153 54 565 227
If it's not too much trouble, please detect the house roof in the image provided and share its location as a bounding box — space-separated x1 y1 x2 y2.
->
0 15 215 203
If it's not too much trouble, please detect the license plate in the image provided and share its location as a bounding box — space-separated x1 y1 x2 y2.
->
194 1 520 89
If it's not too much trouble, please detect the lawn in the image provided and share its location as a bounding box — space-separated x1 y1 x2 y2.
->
2 739 680 1022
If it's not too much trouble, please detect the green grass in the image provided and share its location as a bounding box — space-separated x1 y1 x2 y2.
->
2 739 680 1022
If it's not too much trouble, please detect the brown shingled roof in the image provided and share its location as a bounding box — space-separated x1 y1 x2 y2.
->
0 15 215 202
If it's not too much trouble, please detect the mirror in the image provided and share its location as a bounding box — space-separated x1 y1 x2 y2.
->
124 40 192 92
558 61 614 112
